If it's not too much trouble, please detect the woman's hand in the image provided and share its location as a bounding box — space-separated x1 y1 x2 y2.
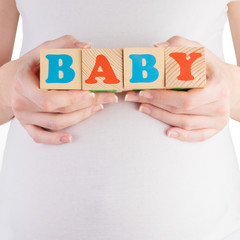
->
11 35 118 145
125 36 231 142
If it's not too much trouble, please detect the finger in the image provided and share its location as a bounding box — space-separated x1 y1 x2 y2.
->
16 70 118 112
166 127 219 142
11 91 38 112
19 104 103 131
50 91 118 113
12 90 92 114
125 80 228 111
153 35 221 74
126 96 228 117
14 89 117 114
34 91 117 113
154 35 202 48
138 103 222 130
15 71 95 111
23 124 73 145
22 35 92 66
147 100 228 116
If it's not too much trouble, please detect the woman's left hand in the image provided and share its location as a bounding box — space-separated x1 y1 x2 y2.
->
125 36 231 142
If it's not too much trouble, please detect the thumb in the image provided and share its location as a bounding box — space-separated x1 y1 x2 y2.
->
23 35 92 65
41 34 92 49
153 35 218 73
153 35 201 48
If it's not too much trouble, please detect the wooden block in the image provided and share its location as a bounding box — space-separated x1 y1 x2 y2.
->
40 48 82 89
165 47 206 89
82 48 123 92
123 47 165 90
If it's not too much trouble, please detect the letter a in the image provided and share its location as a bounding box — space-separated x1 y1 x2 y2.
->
85 54 120 84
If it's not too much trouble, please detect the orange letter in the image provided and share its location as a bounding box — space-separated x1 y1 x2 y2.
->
169 52 202 81
85 54 120 84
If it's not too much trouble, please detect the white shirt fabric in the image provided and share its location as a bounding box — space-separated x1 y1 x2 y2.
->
1 0 240 239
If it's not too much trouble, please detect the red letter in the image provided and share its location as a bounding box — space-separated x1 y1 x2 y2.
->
85 54 120 84
169 52 202 81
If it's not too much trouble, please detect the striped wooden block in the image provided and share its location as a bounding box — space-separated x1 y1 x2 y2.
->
40 48 82 89
123 47 165 90
165 47 206 89
82 48 123 92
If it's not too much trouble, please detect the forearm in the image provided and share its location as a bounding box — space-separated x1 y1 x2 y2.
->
227 63 240 121
0 60 17 124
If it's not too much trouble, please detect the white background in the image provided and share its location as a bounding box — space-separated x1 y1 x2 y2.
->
0 17 240 170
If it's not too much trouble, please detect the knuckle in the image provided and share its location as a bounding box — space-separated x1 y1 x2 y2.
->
199 134 208 142
37 95 53 112
81 107 92 119
13 72 23 93
171 35 184 44
62 34 74 42
180 117 195 130
31 131 40 143
68 93 79 105
38 98 49 111
43 40 51 46
57 106 70 113
169 106 182 114
13 111 23 121
220 85 230 99
79 111 87 120
182 131 191 141
222 115 230 125
12 79 19 92
32 135 40 143
11 98 23 112
216 102 229 115
63 34 73 39
47 116 63 131
59 92 80 109
181 98 195 111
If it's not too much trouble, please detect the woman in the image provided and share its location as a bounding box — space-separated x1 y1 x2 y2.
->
0 0 240 239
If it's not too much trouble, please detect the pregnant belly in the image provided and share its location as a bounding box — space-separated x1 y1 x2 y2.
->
1 93 240 240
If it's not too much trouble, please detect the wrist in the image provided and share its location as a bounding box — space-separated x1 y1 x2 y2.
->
225 62 240 121
0 60 18 123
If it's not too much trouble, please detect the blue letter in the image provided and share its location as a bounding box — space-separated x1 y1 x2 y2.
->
129 54 159 83
45 54 75 84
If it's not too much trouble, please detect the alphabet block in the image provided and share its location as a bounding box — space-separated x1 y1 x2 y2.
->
123 47 165 90
165 47 206 89
40 49 82 89
82 48 123 92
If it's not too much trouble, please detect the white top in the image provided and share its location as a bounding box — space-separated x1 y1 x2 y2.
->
1 0 240 239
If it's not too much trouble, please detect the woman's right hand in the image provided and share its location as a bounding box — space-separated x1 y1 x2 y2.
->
11 35 118 145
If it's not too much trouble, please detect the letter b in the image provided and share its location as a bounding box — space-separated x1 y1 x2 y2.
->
45 54 75 84
129 54 159 83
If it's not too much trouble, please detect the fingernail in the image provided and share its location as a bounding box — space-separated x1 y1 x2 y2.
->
83 43 92 49
60 136 72 143
75 42 92 48
167 131 179 138
92 104 104 112
104 95 118 103
125 93 139 102
87 42 94 48
153 41 170 47
139 105 152 115
114 95 118 103
91 92 95 98
139 91 153 99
